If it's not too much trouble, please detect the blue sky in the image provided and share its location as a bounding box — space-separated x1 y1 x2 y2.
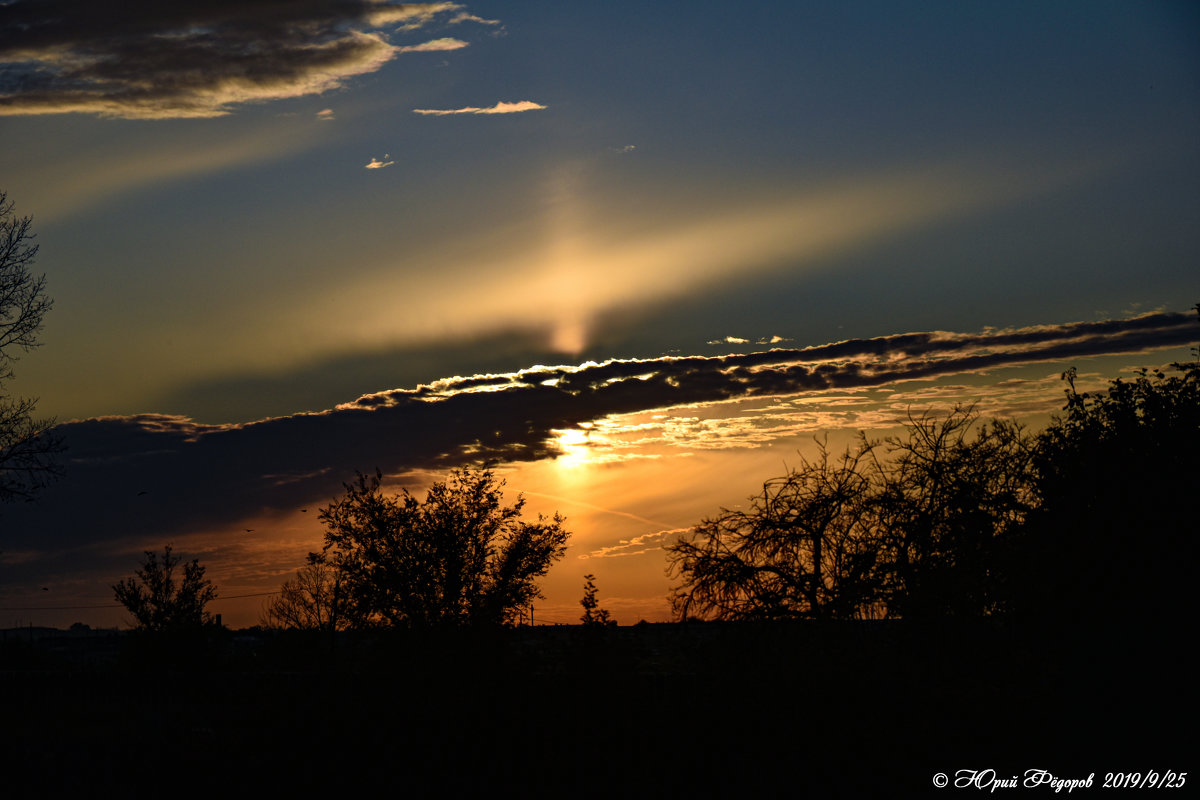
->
0 1 1197 625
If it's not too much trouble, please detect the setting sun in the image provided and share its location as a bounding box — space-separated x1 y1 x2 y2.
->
551 424 595 469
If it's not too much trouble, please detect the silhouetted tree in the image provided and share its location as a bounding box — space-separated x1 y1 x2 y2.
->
667 407 1035 621
1012 344 1200 629
871 407 1035 618
112 545 218 632
668 438 882 621
319 466 570 628
580 573 616 627
261 553 347 631
0 191 61 503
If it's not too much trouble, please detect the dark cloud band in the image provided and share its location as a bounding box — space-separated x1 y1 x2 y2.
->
2 311 1195 554
0 1 465 118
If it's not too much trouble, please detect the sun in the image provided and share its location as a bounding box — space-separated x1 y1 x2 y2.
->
552 424 594 469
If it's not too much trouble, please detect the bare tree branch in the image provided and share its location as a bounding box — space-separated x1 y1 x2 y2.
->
0 190 62 503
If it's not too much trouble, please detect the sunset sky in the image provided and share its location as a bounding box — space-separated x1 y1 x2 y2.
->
1 1 1197 628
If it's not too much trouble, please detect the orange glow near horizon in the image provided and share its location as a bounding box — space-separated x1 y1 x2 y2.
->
11 357 1172 631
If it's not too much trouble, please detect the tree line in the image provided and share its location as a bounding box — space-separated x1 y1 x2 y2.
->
114 466 573 633
668 348 1199 629
111 338 1198 634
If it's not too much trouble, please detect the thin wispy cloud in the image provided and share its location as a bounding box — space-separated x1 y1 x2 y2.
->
450 12 501 26
413 100 547 116
0 1 475 118
316 108 336 121
596 371 1123 459
388 2 463 31
582 529 690 560
10 126 324 221
396 37 469 53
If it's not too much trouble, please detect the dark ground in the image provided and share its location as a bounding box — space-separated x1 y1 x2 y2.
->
0 620 1189 797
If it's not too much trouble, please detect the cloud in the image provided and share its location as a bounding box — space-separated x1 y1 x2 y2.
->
581 529 690 560
413 100 547 116
3 310 1194 557
316 108 336 121
595 370 1127 458
157 326 599 424
708 336 750 345
0 1 469 119
449 12 501 26
384 2 462 30
365 155 395 169
7 125 324 221
396 37 469 53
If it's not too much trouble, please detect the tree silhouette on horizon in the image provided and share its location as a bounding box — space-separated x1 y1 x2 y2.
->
314 465 570 629
667 407 1034 621
0 190 62 504
112 545 218 632
668 306 1199 626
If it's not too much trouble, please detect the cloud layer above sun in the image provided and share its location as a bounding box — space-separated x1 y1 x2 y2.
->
3 310 1193 556
0 1 482 118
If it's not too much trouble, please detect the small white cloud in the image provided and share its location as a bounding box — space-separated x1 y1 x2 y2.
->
365 155 395 169
450 12 502 26
707 336 750 345
617 144 636 153
371 2 461 30
756 335 791 345
413 100 547 116
316 108 335 121
397 37 469 53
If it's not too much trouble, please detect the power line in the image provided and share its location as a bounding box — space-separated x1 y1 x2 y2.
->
215 591 280 601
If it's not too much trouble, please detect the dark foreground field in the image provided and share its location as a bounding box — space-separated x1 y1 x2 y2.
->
1 620 1188 797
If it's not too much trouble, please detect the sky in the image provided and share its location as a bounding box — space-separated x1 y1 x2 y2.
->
1 0 1197 628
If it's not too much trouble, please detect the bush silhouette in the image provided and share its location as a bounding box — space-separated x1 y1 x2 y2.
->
1011 356 1200 629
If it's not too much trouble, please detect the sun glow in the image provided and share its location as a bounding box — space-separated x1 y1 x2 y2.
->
552 424 594 469
550 317 588 355
306 160 1080 368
